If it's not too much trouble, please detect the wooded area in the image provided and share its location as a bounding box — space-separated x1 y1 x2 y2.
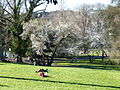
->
0 0 120 65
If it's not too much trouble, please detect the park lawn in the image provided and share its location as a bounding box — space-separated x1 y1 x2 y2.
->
0 62 120 90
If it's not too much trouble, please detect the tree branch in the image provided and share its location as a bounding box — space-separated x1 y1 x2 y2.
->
36 1 46 7
16 0 22 10
24 0 28 12
3 9 13 17
0 17 14 24
6 0 13 10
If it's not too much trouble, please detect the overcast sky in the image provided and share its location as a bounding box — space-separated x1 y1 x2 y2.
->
34 0 111 12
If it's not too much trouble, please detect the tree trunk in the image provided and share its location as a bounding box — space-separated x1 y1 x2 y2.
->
0 37 4 61
102 50 104 62
0 48 4 61
49 38 65 66
16 54 22 63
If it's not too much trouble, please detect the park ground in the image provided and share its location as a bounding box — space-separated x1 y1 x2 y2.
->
0 60 120 90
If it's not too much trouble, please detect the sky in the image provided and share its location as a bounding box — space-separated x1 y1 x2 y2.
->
44 0 111 12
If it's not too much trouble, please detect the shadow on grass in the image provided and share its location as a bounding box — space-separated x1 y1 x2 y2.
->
0 84 9 87
1 60 120 71
0 64 4 65
0 76 120 89
53 63 120 71
0 61 33 66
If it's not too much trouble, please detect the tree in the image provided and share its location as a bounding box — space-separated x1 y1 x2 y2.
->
0 1 7 61
103 6 120 42
75 4 93 53
102 5 120 64
21 10 81 66
89 4 108 49
0 0 58 62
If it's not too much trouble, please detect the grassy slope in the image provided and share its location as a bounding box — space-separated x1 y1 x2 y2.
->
0 62 120 90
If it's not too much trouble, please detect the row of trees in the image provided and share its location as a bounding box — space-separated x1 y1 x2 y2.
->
20 4 109 65
0 0 120 65
21 2 120 65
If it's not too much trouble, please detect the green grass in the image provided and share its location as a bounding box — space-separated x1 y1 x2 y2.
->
0 62 120 90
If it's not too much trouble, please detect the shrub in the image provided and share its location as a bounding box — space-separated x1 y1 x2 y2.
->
110 50 120 65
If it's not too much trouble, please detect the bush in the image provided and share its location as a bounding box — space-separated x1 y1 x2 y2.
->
110 51 120 65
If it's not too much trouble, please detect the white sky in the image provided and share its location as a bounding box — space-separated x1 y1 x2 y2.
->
34 0 111 12
45 0 111 11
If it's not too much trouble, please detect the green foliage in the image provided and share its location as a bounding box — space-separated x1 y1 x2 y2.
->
1 0 54 59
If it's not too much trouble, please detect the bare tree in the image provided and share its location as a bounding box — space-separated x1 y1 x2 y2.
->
75 4 93 53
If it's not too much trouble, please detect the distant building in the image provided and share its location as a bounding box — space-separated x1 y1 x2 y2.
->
33 11 50 18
